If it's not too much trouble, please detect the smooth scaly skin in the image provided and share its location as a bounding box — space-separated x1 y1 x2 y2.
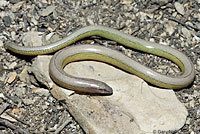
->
6 26 195 95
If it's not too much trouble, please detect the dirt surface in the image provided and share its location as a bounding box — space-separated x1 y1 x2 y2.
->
0 0 200 134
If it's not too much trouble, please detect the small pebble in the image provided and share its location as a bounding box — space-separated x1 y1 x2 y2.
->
8 62 17 69
182 27 191 39
3 16 11 27
0 93 5 99
23 98 35 105
40 6 56 16
197 109 200 116
0 40 3 47
0 0 9 7
174 2 185 15
7 72 17 84
32 88 50 97
11 1 25 12
0 113 17 122
165 24 174 35
22 31 43 47
19 66 30 83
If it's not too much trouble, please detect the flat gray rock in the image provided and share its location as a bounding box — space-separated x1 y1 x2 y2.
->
31 55 188 133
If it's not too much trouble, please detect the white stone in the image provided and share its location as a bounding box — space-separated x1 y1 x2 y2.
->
7 72 17 84
174 2 185 15
166 24 174 35
0 40 3 47
182 27 191 39
11 1 25 12
0 0 9 7
63 61 188 132
33 56 188 133
40 6 56 16
22 31 43 47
